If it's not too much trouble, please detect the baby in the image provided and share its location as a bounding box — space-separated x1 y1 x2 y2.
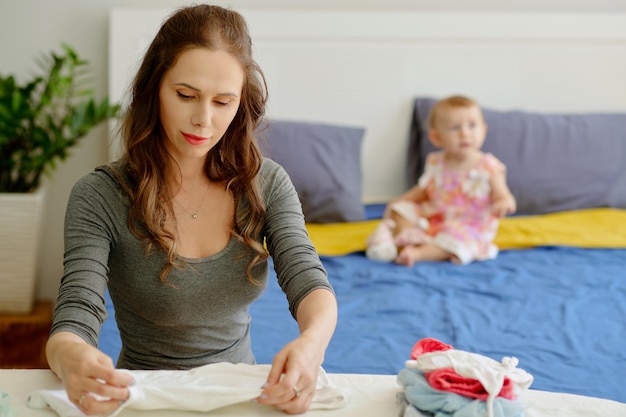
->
367 95 516 266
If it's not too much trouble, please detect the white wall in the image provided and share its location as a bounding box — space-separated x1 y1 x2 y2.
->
2 0 626 304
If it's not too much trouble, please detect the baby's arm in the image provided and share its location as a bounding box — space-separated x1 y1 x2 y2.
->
490 171 516 217
383 185 428 218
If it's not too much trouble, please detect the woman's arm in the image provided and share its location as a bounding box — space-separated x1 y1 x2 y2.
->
47 171 134 415
294 288 338 365
258 288 337 414
256 160 338 413
46 331 133 416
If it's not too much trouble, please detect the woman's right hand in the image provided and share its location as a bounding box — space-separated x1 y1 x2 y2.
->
46 332 134 416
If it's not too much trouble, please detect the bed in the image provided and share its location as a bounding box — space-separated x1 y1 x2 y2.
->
244 96 626 404
101 6 626 413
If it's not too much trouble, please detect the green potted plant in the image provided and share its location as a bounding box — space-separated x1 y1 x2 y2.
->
0 44 119 313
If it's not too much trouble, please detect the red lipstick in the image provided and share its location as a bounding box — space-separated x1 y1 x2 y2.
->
182 132 208 146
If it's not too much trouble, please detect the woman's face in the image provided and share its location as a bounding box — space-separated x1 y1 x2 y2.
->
159 47 245 162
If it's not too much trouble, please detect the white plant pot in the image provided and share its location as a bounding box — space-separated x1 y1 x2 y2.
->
0 188 45 314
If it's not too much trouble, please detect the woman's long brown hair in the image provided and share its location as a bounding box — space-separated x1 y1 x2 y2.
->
115 5 268 283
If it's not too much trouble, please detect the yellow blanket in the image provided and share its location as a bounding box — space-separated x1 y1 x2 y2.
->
306 208 626 256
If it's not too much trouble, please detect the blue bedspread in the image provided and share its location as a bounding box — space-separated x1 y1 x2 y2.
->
101 245 626 404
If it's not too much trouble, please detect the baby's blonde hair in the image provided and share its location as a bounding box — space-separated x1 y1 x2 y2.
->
427 95 482 129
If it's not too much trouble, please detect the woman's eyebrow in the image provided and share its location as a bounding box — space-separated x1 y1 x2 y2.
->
174 82 239 97
175 82 201 91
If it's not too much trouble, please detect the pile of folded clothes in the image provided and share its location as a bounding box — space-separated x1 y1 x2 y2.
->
396 338 533 417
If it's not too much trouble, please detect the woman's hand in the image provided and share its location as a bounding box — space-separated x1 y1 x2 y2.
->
257 333 324 414
47 332 134 416
257 288 337 414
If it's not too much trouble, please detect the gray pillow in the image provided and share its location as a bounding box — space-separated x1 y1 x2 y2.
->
256 119 365 223
407 97 626 214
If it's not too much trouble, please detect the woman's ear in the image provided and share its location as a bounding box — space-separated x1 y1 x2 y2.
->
428 129 441 148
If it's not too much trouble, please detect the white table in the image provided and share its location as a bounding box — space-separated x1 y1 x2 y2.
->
1 369 625 417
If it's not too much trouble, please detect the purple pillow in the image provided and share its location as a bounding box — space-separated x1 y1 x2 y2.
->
407 97 626 214
256 120 365 223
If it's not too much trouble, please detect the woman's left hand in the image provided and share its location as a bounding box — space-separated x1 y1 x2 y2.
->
257 288 337 413
256 334 325 414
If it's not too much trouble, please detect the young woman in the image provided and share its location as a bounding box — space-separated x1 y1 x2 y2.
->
46 5 337 415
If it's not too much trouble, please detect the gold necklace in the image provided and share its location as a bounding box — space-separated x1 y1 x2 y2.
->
175 182 211 220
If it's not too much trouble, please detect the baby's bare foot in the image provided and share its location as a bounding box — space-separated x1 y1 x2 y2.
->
395 246 419 267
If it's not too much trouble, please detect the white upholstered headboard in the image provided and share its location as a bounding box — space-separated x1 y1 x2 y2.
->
109 9 626 202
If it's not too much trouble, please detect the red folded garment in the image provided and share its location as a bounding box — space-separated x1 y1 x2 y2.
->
410 337 453 359
425 367 516 400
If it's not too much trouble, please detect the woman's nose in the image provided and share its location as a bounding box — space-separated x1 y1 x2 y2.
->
191 103 212 127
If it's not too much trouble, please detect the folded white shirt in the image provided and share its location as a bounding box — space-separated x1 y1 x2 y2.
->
406 349 533 395
28 362 348 417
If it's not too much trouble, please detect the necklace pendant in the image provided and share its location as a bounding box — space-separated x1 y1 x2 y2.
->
192 213 198 219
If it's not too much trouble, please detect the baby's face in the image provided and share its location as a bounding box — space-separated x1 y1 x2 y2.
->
433 105 487 157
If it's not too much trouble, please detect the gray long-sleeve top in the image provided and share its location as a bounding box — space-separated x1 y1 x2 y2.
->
51 158 333 370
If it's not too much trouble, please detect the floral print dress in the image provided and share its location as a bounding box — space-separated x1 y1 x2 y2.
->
417 151 505 264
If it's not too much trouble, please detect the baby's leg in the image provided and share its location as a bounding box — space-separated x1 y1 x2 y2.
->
365 218 398 262
395 243 453 267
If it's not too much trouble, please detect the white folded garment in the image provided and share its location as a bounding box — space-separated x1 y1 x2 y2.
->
406 349 533 395
27 362 348 417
